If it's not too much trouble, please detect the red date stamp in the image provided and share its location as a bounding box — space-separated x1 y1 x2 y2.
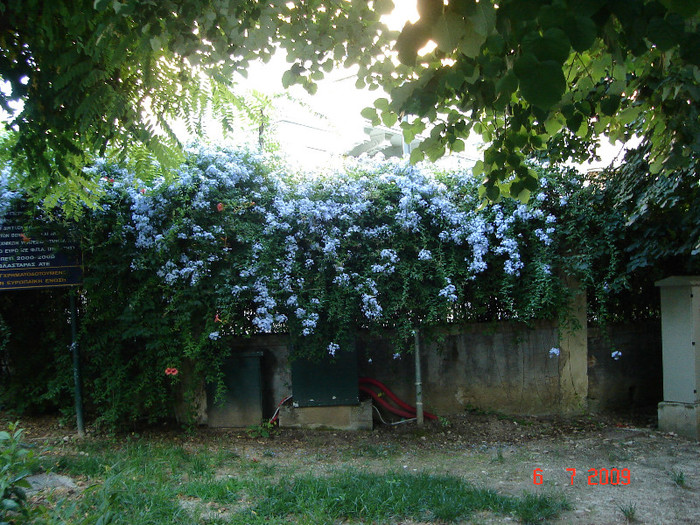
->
533 468 631 485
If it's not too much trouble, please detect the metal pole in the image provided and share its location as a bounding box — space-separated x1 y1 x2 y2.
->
414 329 424 426
70 292 85 437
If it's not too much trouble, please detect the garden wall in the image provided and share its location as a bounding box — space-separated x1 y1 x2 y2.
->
587 321 663 412
207 319 662 425
356 322 561 416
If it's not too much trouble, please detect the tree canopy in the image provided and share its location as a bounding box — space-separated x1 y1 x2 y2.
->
0 0 394 208
375 0 699 200
0 0 698 205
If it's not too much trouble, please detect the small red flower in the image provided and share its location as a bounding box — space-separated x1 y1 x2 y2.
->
140 188 146 194
217 202 224 212
215 313 222 323
19 233 31 243
165 367 179 376
109 178 115 183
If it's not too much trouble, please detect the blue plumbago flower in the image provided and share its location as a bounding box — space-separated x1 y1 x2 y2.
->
438 279 458 302
418 249 432 261
97 145 564 348
361 294 383 320
327 342 340 356
380 249 399 263
611 350 622 360
548 347 560 358
371 263 395 275
333 273 351 286
209 331 220 340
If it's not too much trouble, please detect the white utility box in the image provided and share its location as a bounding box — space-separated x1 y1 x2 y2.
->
656 276 700 439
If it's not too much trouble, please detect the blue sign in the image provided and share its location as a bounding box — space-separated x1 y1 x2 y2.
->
0 210 82 290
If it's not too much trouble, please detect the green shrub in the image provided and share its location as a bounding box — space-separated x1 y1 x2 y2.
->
0 422 39 524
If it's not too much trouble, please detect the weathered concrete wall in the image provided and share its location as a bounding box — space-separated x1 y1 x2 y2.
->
357 322 561 416
279 400 373 430
587 322 662 412
228 335 292 418
558 284 589 414
202 317 661 425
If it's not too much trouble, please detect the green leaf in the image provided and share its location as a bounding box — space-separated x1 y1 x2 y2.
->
600 95 621 116
472 160 484 176
381 111 398 127
451 138 465 152
150 36 162 52
396 22 431 65
659 0 700 17
458 18 485 58
374 98 390 112
647 17 680 51
496 70 518 98
485 183 500 201
409 148 425 164
562 15 597 52
544 114 566 135
433 14 467 53
361 107 379 121
444 70 464 91
680 32 700 66
522 28 571 64
2 498 20 510
566 112 583 133
374 0 395 15
514 55 566 110
617 106 642 125
305 82 318 95
281 70 295 88
472 0 496 36
93 0 111 10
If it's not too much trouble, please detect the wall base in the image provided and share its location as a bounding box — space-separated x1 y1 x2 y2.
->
658 401 700 440
279 401 373 430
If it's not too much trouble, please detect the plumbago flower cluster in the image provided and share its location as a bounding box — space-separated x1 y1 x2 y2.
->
81 145 566 361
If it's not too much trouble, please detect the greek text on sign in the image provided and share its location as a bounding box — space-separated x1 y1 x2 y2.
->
0 210 82 290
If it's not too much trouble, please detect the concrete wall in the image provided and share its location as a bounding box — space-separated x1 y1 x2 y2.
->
357 322 561 416
587 322 663 412
228 335 292 418
193 317 662 425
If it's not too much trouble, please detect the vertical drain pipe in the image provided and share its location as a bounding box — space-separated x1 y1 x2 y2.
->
70 292 85 438
414 329 424 426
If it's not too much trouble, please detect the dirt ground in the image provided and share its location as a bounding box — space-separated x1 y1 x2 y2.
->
11 409 700 524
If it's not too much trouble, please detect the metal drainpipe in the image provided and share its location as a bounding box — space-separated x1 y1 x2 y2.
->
70 292 85 438
414 330 424 426
403 118 423 426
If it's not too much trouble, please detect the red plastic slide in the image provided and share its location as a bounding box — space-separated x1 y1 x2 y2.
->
359 377 437 420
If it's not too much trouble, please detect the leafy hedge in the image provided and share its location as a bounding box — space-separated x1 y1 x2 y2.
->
0 145 696 427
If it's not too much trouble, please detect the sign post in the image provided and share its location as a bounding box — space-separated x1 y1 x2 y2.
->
0 209 84 436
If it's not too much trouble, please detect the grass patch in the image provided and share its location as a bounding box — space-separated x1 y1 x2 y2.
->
182 477 243 503
251 470 569 524
671 469 686 487
619 502 637 522
36 439 569 524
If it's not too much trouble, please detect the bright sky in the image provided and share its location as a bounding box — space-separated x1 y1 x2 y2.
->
229 1 422 168
2 0 631 172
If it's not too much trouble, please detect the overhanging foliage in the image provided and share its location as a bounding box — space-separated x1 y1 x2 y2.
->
0 145 696 426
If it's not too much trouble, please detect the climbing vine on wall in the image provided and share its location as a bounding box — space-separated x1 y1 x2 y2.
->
1 144 693 426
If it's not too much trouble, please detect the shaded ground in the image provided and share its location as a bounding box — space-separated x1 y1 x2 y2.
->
8 409 700 524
